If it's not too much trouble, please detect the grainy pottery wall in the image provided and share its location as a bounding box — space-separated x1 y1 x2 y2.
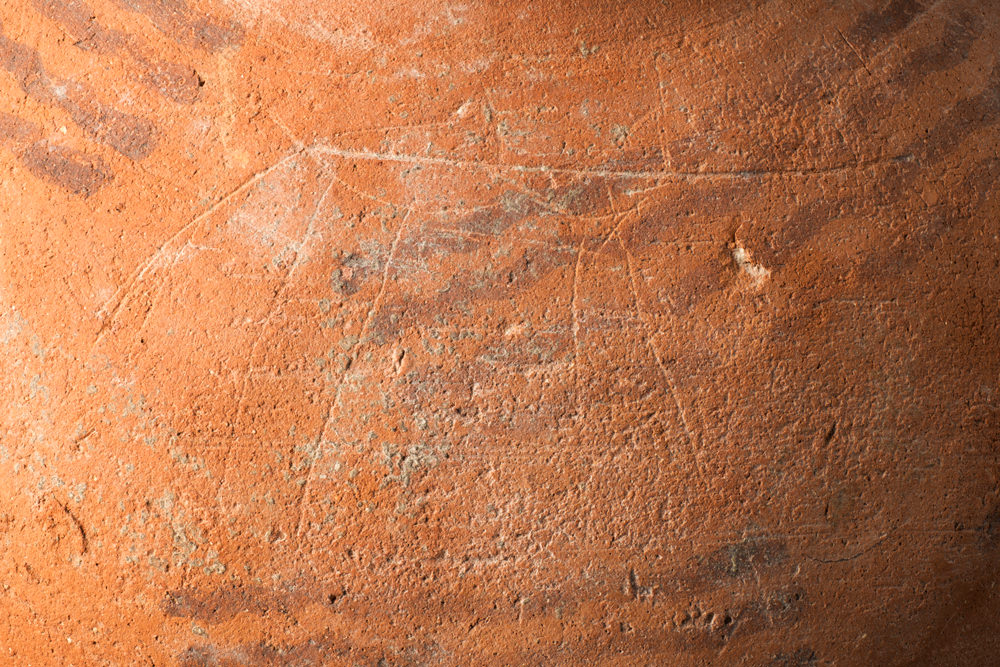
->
0 0 998 664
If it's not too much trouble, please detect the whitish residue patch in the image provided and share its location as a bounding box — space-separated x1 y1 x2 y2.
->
225 162 304 265
732 245 770 285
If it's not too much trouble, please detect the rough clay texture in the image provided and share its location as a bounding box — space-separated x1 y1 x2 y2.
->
1 0 999 664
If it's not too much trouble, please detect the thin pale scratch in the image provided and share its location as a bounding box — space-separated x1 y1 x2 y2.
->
309 145 906 181
570 236 585 421
234 176 337 409
617 232 707 488
835 28 872 76
357 208 413 341
653 55 672 171
329 171 398 209
293 208 413 540
134 240 212 336
208 177 338 530
92 148 306 346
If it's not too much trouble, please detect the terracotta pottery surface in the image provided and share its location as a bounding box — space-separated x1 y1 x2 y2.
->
1 0 999 664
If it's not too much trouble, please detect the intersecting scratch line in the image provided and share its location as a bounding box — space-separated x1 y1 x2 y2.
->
293 207 413 541
596 202 644 255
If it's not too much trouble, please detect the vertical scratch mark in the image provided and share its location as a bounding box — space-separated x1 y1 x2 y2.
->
653 55 672 171
238 175 336 393
570 236 585 422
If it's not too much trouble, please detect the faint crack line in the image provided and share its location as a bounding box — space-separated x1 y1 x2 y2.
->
807 532 891 564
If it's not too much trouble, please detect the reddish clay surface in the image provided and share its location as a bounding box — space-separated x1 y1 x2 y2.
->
1 0 999 664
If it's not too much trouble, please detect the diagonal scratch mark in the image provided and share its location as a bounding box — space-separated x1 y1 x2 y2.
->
91 147 307 348
617 232 707 488
211 168 338 531
232 175 337 412
133 241 220 336
808 532 891 564
293 207 413 540
596 203 643 255
329 171 398 209
835 28 872 76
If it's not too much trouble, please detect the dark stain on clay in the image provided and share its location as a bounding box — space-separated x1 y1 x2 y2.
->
0 26 157 159
456 189 549 238
67 98 157 161
915 68 1000 163
702 535 788 580
0 111 110 196
112 0 243 53
177 636 362 667
769 647 819 666
163 585 284 623
143 61 203 105
856 72 1000 280
889 10 982 88
979 501 1000 551
32 0 203 104
176 646 217 667
849 0 927 52
0 110 35 143
739 588 804 632
22 141 111 196
33 0 126 50
330 252 373 296
368 180 605 342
